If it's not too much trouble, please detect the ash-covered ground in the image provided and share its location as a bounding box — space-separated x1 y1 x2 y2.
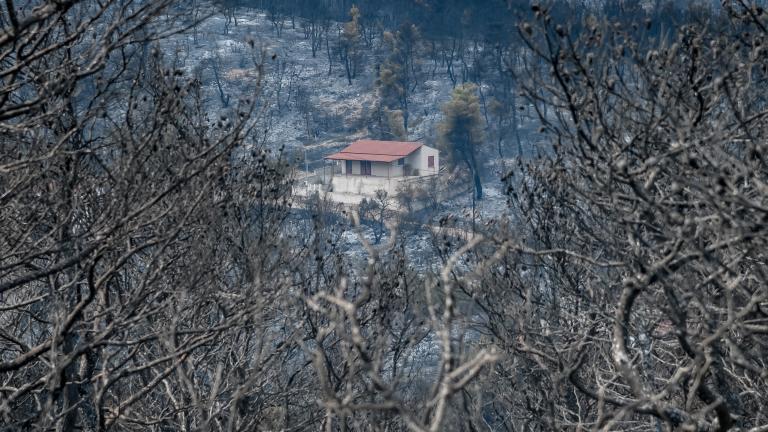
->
162 6 544 272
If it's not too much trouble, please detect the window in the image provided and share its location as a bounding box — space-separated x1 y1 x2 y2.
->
361 161 372 176
427 155 435 168
397 158 405 166
345 160 353 174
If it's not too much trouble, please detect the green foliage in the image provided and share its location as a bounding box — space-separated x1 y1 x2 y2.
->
385 109 406 140
439 83 483 164
341 5 361 44
340 5 362 84
377 58 403 107
439 83 484 199
375 23 422 136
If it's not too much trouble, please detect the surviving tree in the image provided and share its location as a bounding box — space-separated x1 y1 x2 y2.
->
376 22 422 137
340 4 362 85
439 83 484 200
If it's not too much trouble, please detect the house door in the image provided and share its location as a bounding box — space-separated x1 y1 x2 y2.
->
345 160 353 175
361 161 372 176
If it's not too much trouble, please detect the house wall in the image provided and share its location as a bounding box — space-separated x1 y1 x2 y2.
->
404 152 420 175
418 145 440 175
389 160 405 177
334 145 439 177
339 160 403 177
296 172 451 209
371 161 392 177
331 175 402 195
403 146 439 176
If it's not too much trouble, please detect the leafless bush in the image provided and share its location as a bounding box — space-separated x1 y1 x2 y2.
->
0 1 293 429
453 3 768 431
0 3 500 431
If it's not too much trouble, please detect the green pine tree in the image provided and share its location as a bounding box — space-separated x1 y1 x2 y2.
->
340 5 361 85
439 83 484 199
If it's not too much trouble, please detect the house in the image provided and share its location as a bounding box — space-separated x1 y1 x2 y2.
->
324 139 439 178
297 139 441 205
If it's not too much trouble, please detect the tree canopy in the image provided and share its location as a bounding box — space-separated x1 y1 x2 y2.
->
439 83 484 199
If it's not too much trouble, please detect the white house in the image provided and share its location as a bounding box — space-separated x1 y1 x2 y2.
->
324 139 439 178
312 139 440 199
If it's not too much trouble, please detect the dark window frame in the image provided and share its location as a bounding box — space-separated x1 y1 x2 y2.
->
361 160 372 175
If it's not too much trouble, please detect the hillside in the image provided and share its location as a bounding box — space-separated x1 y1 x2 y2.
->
6 2 765 431
157 4 537 258
169 5 538 181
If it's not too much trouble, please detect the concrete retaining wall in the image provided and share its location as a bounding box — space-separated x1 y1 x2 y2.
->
330 175 403 195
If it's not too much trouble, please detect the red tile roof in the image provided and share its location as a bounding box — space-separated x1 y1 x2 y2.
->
324 139 423 162
325 152 402 162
